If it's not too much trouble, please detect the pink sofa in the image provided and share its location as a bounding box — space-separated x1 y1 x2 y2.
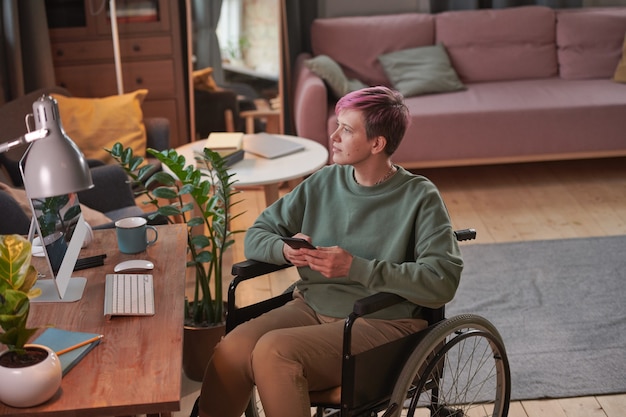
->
292 6 626 168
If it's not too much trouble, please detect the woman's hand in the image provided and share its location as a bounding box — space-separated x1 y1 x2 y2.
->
282 233 314 267
303 246 353 278
282 234 353 277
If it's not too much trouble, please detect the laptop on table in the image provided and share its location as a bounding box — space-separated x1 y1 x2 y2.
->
244 133 305 159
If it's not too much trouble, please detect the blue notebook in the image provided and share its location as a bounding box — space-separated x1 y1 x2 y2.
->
33 328 102 376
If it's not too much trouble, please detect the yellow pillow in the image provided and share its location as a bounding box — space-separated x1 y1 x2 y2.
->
613 34 626 83
51 90 148 163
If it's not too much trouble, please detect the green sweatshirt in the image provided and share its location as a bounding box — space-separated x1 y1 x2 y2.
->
244 164 463 320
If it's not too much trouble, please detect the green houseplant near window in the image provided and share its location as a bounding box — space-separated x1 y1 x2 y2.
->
108 143 244 327
0 234 63 407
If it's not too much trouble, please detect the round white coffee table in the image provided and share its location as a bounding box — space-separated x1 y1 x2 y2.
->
174 134 328 206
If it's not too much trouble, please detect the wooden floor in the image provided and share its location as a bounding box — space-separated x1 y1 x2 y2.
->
176 157 626 417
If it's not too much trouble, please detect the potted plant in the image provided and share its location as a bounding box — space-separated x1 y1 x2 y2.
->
223 36 251 66
0 234 62 407
107 143 243 381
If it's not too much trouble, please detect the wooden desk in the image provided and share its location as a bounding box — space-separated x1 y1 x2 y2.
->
0 224 187 417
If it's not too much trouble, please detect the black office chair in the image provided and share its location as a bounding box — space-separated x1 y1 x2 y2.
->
193 229 511 417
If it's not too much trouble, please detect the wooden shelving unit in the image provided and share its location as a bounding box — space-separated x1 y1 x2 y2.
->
45 0 191 147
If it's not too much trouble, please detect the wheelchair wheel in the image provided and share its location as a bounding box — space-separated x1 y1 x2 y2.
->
387 314 510 417
245 389 340 417
245 388 263 417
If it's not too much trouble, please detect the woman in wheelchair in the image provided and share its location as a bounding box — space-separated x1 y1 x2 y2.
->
197 86 464 417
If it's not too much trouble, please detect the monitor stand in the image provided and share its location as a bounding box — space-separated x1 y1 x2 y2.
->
31 277 87 303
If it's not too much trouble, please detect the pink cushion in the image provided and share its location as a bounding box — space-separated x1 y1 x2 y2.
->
436 6 557 83
397 79 626 164
311 13 435 86
556 8 626 80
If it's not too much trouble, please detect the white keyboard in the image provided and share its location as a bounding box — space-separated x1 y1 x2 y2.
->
104 274 155 319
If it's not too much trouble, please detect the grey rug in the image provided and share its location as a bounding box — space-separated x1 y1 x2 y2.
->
446 235 626 401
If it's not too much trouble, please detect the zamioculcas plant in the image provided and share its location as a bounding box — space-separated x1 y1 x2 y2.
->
107 143 244 327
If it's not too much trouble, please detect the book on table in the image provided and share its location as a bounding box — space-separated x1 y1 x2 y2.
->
205 132 244 153
33 328 103 376
195 148 244 167
201 132 245 166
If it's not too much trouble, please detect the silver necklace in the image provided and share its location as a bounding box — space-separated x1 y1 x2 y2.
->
375 164 397 185
355 165 397 186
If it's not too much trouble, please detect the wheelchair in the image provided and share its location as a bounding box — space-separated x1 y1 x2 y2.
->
208 228 511 417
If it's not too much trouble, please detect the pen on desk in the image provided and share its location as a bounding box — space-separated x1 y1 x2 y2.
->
55 334 103 356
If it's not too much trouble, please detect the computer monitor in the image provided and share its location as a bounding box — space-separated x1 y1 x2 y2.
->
28 192 88 302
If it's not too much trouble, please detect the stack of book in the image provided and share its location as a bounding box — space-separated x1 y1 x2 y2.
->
201 132 245 167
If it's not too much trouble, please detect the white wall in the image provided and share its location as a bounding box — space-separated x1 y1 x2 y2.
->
241 0 279 76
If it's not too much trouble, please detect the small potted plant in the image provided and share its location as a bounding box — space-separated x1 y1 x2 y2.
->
107 142 244 381
0 234 62 407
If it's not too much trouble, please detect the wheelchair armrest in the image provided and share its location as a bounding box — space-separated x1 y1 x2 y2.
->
352 292 405 316
454 228 476 241
228 259 292 311
345 294 445 358
227 259 294 333
342 293 407 360
231 259 291 281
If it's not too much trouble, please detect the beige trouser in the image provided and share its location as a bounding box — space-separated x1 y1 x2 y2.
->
198 293 427 417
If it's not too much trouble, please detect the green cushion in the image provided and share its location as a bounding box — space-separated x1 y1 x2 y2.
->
304 55 367 98
378 44 465 97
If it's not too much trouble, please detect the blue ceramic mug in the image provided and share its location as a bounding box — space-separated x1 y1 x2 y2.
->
115 217 158 254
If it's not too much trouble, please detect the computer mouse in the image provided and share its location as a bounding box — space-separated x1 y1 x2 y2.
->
114 259 155 273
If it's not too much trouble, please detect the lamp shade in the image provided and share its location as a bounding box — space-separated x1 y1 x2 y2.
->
21 95 93 199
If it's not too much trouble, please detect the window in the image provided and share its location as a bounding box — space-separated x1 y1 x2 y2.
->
217 0 243 62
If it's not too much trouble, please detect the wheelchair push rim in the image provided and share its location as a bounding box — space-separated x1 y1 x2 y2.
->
386 314 511 417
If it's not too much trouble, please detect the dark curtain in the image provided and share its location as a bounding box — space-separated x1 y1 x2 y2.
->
280 0 318 135
192 0 224 84
0 0 55 106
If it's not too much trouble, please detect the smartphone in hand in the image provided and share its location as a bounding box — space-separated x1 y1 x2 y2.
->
281 237 317 250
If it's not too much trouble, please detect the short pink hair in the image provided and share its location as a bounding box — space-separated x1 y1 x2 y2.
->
335 86 410 155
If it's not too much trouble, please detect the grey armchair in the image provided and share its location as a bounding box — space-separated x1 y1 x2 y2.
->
0 190 31 234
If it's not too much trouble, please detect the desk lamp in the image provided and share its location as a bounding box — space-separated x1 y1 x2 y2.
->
19 95 93 199
11 95 94 302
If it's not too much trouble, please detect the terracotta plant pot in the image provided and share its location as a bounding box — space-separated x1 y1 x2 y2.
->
0 344 62 408
182 323 225 382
